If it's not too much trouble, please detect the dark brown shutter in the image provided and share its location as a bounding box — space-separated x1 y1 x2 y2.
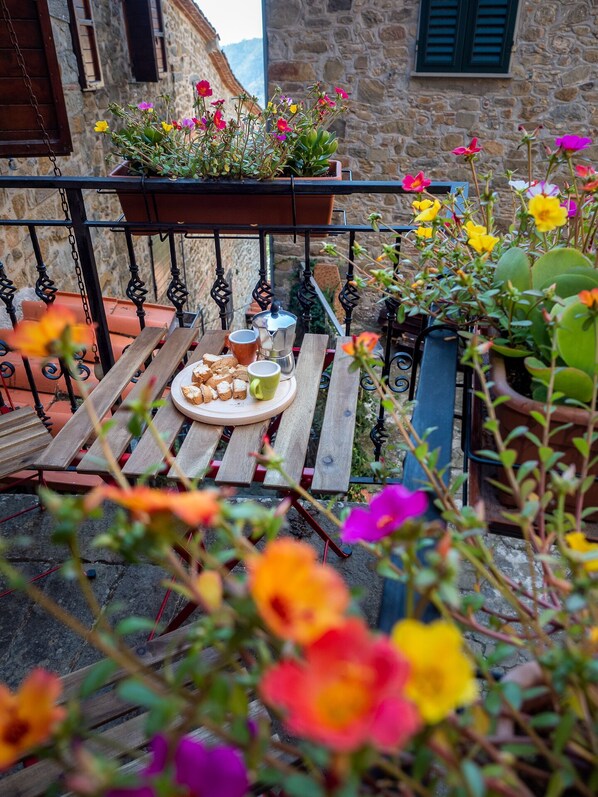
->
0 0 72 156
67 0 103 89
123 0 167 83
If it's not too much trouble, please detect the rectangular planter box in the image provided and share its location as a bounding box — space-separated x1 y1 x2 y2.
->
109 160 342 231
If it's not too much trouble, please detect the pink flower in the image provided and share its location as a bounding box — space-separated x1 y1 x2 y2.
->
318 95 336 108
335 86 349 99
137 102 154 111
402 172 431 193
196 80 212 97
555 135 593 154
340 484 428 544
181 118 194 129
452 137 482 157
213 110 226 130
192 117 206 129
276 118 292 134
211 99 225 107
576 164 596 179
561 198 578 218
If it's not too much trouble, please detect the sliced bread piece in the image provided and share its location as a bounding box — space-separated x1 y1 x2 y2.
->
192 362 212 384
212 355 238 373
182 384 203 405
217 381 233 401
232 378 247 400
199 384 214 404
231 365 249 382
206 371 233 389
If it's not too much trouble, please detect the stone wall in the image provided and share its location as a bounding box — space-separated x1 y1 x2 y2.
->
266 0 598 228
0 0 259 330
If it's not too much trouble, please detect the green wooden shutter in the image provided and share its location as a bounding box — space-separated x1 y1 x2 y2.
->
462 0 518 72
416 0 518 74
417 0 464 71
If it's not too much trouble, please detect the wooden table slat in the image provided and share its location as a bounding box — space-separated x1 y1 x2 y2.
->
312 336 360 494
123 330 227 478
0 407 43 435
263 333 329 488
215 420 269 486
33 326 165 470
77 327 198 473
167 422 223 481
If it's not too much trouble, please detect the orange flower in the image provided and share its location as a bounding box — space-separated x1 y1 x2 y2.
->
86 486 220 528
342 331 380 358
578 288 598 310
6 304 93 360
261 618 420 752
247 538 349 645
0 669 65 770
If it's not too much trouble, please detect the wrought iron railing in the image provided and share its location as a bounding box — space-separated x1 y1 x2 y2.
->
0 173 467 460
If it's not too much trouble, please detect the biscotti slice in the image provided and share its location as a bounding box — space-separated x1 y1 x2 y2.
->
206 371 233 389
191 362 211 384
231 365 249 382
182 384 203 405
212 355 238 373
232 378 247 400
202 353 221 368
198 384 214 404
217 381 233 401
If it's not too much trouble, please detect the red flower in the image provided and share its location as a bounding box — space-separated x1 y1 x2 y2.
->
452 137 482 157
196 80 213 97
171 120 182 130
583 179 598 193
318 95 336 108
576 164 596 179
211 99 225 107
402 172 431 193
334 86 349 99
213 110 226 130
192 117 206 129
342 331 380 357
276 118 292 134
261 618 420 753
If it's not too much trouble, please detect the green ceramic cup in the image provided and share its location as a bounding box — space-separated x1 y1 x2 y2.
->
248 360 281 401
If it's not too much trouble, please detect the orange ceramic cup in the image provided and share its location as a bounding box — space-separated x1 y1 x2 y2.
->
228 329 259 366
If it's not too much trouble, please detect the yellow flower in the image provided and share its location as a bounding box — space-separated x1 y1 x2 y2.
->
161 121 173 132
412 199 434 212
468 233 500 254
588 627 598 647
94 120 108 133
247 538 350 645
414 200 441 223
290 104 298 114
391 619 478 724
464 220 487 237
416 227 433 239
528 194 568 233
0 670 65 770
194 571 223 613
565 532 598 572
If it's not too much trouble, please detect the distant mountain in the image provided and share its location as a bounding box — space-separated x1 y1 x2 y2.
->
223 38 265 107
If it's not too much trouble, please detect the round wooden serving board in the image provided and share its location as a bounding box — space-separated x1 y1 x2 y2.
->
170 364 297 426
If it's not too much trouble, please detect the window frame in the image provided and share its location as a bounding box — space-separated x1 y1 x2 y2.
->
67 0 103 90
415 0 519 76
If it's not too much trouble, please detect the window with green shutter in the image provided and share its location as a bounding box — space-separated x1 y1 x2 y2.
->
416 0 519 74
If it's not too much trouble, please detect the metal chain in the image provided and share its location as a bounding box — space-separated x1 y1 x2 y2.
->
1 0 98 358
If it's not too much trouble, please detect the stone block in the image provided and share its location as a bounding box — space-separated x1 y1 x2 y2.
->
269 61 316 82
324 58 346 82
268 0 302 27
584 50 598 63
554 87 579 101
455 111 477 129
356 77 386 104
561 64 593 86
327 0 352 10
379 25 406 42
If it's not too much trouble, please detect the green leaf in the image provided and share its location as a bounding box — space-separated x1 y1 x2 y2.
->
80 659 118 699
118 679 163 709
573 437 590 458
554 712 576 755
499 449 517 468
501 681 522 711
115 617 157 636
460 760 486 797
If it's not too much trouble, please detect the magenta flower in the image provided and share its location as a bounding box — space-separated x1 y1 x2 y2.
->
555 135 593 154
213 109 226 130
137 102 154 111
181 118 194 129
340 485 428 544
196 80 213 97
211 98 226 107
402 172 431 193
561 197 578 218
335 86 349 99
452 137 482 157
106 735 248 797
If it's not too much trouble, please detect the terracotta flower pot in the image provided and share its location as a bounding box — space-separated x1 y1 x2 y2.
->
109 160 342 231
490 354 598 508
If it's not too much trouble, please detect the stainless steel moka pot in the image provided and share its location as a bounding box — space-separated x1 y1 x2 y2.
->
251 301 297 380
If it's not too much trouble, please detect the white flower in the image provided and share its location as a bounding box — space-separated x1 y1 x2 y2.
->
509 180 530 193
526 181 560 198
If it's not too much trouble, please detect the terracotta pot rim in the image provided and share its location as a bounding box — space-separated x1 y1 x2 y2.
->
491 353 593 424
